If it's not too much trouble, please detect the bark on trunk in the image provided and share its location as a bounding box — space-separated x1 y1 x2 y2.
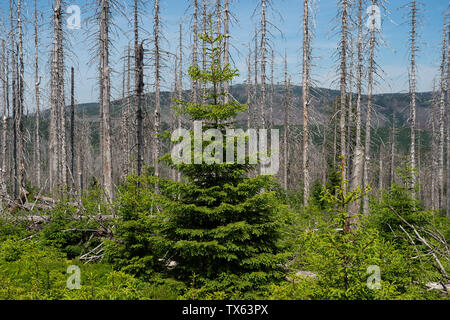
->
99 0 113 201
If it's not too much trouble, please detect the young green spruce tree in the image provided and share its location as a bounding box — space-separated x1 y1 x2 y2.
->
157 16 288 296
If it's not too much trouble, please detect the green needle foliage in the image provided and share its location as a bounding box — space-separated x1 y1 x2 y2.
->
154 16 288 297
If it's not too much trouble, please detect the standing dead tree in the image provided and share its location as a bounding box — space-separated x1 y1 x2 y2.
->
9 0 18 199
15 0 25 202
363 0 382 215
337 0 350 181
120 45 131 180
191 0 199 104
98 0 113 201
246 44 252 130
0 40 7 202
407 0 421 196
153 0 162 179
302 0 312 204
134 0 145 177
34 0 41 190
260 0 267 129
446 21 450 217
223 0 230 102
438 15 447 212
349 0 365 218
253 0 281 130
283 51 289 190
430 82 438 210
70 67 76 193
49 0 67 195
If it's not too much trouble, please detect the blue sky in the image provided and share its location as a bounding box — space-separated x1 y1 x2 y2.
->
0 0 448 108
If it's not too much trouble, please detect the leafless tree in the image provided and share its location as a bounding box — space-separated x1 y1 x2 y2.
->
302 0 311 204
34 0 41 190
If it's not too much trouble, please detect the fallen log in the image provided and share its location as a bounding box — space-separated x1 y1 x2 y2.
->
0 214 117 223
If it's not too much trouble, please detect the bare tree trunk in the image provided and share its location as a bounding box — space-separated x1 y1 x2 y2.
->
283 51 289 190
70 67 75 192
349 0 364 219
379 145 383 192
153 0 161 179
269 49 274 130
409 0 418 196
9 0 18 198
171 54 179 182
17 0 25 199
363 0 377 216
49 0 66 195
192 0 199 104
390 105 396 187
260 0 267 129
418 128 422 200
302 0 310 204
247 45 252 130
135 0 144 177
347 36 354 181
431 87 437 209
216 0 222 100
438 17 447 211
446 18 450 216
34 0 41 190
56 1 67 190
0 40 7 199
202 0 207 104
223 0 230 102
253 30 259 129
120 46 131 180
177 22 183 182
99 0 113 201
339 0 349 181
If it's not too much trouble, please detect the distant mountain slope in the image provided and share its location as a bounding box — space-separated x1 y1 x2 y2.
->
71 84 433 130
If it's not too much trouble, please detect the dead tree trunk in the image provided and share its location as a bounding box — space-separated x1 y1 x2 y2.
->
120 46 131 180
302 0 311 204
247 45 252 130
349 0 364 218
431 84 438 210
56 0 67 190
447 21 450 217
153 0 161 179
17 0 25 199
0 40 7 200
409 0 418 196
390 105 396 187
34 0 41 190
175 22 183 183
339 0 349 181
438 17 447 211
269 49 274 130
253 30 259 129
70 67 75 192
363 0 378 216
260 0 267 129
49 0 65 195
223 0 230 102
9 0 18 199
99 0 113 201
283 51 289 190
192 0 199 104
134 0 144 177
